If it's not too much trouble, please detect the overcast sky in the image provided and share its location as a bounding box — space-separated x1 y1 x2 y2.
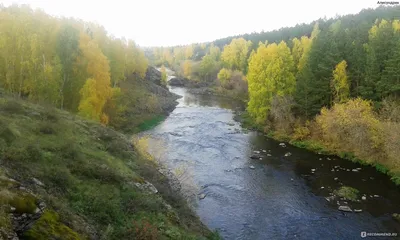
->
2 0 381 47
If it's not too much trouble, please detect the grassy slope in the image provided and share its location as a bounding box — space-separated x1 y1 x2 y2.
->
0 90 218 239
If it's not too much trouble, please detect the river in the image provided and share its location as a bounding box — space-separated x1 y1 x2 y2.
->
142 86 400 239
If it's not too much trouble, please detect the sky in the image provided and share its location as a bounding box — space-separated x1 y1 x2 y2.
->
1 0 382 47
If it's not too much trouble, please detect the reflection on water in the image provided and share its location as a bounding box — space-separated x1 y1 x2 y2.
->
141 87 400 240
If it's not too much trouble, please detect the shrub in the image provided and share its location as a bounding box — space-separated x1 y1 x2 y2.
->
292 125 311 140
130 219 159 240
315 98 384 162
269 96 295 135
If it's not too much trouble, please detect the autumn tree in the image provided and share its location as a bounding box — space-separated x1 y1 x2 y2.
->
247 41 296 123
332 60 350 103
221 38 252 72
182 60 192 79
78 34 112 124
217 68 232 88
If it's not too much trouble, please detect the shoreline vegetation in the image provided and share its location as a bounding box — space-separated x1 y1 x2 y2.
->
235 110 400 185
150 6 400 187
0 4 217 239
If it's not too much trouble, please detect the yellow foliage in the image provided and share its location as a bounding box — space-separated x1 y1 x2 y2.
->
316 98 383 160
332 60 349 103
182 60 192 79
78 34 112 122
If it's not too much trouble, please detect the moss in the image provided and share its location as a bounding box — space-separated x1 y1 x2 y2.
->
24 210 82 240
9 194 37 214
334 186 360 201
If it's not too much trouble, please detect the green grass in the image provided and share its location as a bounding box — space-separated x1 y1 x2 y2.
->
334 186 360 201
0 94 218 239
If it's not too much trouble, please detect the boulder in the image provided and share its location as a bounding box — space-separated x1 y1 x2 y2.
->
133 181 158 194
250 154 261 159
169 77 189 86
32 178 45 187
338 206 352 212
145 66 162 86
199 193 207 200
249 165 255 169
284 152 292 157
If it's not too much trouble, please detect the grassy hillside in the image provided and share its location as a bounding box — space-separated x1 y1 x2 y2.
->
0 88 218 239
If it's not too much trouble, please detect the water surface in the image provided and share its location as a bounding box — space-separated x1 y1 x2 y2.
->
144 87 400 240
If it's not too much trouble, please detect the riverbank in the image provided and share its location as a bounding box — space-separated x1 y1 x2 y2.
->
0 90 219 239
235 110 400 186
140 86 400 239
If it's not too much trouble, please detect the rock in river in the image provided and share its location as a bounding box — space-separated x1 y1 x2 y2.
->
250 154 261 159
249 165 255 169
338 206 352 212
199 193 207 200
284 152 292 157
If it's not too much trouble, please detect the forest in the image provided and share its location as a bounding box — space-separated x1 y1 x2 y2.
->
0 4 150 127
149 5 400 184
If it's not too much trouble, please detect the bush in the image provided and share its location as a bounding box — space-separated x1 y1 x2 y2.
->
315 98 383 162
269 96 295 135
129 219 159 240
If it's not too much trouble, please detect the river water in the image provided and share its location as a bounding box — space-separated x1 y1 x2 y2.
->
143 86 400 240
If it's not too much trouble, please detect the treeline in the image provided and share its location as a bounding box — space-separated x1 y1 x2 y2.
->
212 6 400 49
151 6 400 183
0 4 148 124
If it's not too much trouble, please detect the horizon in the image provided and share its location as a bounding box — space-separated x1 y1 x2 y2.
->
1 0 387 47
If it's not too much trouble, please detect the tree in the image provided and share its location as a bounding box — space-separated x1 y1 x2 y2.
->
182 60 192 79
295 25 341 117
221 38 252 72
199 54 217 82
332 60 350 103
78 35 112 124
247 41 296 123
57 23 80 109
217 68 232 88
209 44 221 61
362 19 396 101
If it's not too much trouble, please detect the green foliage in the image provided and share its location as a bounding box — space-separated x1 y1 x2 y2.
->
334 186 359 201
